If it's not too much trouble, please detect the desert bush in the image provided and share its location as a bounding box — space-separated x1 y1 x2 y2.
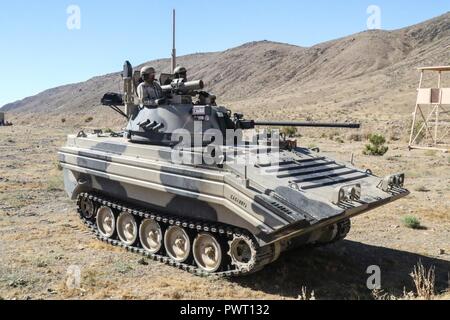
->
61 118 66 123
297 286 316 300
402 215 421 229
372 261 436 300
410 261 435 300
85 117 94 123
363 134 388 156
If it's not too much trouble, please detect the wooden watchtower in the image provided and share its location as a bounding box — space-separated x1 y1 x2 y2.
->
409 66 450 152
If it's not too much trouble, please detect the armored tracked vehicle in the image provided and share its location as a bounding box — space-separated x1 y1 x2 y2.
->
58 14 409 276
58 61 409 276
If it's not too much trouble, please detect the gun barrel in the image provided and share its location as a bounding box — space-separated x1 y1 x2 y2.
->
254 121 361 129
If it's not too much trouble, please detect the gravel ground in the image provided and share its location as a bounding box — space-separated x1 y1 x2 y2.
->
0 125 448 300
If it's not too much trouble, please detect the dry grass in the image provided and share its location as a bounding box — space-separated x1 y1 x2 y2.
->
297 287 316 301
410 261 436 300
372 261 437 300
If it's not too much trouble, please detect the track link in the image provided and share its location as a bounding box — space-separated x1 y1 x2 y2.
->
76 192 272 277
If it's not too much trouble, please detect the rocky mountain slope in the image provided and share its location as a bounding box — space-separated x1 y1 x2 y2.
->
2 12 449 126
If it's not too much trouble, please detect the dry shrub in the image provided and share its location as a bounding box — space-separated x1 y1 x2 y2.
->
372 261 436 300
297 286 316 300
410 261 435 300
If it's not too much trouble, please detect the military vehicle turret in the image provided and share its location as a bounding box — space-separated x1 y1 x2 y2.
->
58 13 409 276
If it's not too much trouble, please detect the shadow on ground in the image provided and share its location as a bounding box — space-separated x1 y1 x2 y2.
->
232 240 450 300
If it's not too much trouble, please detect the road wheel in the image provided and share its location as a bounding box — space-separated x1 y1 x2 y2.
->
193 233 223 273
117 212 138 246
96 206 116 238
139 219 163 254
164 226 191 263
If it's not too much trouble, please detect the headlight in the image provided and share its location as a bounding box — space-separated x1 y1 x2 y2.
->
332 184 361 205
379 173 405 192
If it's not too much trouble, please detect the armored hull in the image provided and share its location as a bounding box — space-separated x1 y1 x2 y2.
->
59 133 409 275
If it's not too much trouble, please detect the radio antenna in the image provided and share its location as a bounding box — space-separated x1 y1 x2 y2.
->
171 9 177 73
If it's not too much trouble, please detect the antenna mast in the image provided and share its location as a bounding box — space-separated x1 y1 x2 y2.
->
171 9 177 73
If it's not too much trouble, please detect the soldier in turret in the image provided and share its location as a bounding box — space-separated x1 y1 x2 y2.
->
174 66 188 82
137 66 163 107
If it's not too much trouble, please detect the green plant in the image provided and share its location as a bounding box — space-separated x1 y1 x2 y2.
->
363 134 389 156
402 216 421 229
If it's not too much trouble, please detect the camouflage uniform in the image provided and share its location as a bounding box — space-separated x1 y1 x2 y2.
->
137 81 163 107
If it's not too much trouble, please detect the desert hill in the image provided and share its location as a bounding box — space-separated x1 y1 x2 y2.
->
2 12 449 129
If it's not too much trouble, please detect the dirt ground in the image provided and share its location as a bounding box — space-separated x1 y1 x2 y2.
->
0 124 449 300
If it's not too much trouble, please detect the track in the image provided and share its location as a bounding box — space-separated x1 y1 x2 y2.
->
76 192 276 277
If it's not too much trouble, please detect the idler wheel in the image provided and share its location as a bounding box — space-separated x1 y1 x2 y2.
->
117 212 138 246
193 233 223 273
96 206 116 238
228 235 257 273
80 197 95 220
164 226 191 263
139 219 163 254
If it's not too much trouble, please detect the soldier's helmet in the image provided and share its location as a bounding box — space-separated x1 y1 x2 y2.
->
174 66 187 78
141 66 156 80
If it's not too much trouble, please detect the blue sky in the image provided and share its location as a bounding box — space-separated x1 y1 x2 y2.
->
0 0 448 107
